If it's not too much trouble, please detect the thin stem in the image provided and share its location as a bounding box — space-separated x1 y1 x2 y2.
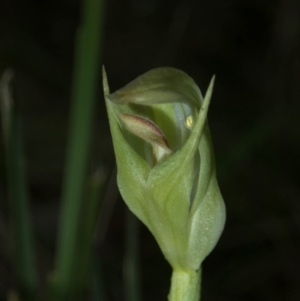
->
72 170 106 298
0 70 37 301
124 209 142 301
168 268 201 301
90 253 106 301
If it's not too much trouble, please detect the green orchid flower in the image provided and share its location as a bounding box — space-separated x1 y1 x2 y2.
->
103 67 225 301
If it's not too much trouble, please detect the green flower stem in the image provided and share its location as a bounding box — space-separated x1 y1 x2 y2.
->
168 268 201 301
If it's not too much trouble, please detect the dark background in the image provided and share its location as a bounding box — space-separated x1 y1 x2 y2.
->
0 0 300 300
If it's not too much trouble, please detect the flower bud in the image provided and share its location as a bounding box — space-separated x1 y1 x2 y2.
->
103 67 225 270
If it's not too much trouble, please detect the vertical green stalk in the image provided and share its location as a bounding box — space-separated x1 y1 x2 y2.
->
168 268 201 301
90 254 106 301
53 0 104 299
0 70 37 301
124 209 141 301
72 171 106 298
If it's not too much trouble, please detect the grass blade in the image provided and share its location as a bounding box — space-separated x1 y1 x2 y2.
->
124 209 142 301
52 0 105 299
72 170 106 298
0 69 37 301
